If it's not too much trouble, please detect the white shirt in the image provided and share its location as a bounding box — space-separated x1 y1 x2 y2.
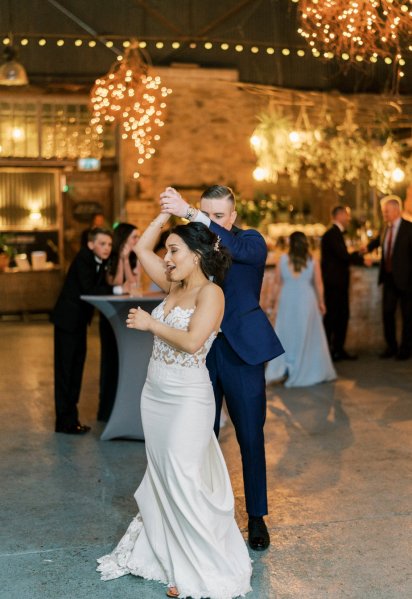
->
332 221 345 233
194 210 211 227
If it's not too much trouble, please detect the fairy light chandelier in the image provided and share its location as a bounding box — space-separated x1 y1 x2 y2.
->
297 0 412 66
90 39 172 168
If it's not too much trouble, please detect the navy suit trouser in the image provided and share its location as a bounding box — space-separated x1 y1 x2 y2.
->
206 334 268 517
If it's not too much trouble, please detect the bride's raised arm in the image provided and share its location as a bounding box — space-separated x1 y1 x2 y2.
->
134 213 171 292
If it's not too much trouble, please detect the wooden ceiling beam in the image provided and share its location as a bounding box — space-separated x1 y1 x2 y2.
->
132 0 185 36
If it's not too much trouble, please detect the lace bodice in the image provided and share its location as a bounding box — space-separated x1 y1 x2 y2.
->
150 299 216 368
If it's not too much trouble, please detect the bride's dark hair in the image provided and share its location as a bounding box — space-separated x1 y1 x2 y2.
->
169 222 231 285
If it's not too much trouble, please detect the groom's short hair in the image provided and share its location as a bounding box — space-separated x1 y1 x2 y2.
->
201 185 235 206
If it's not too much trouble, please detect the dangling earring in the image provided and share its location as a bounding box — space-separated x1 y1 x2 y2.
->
194 256 198 265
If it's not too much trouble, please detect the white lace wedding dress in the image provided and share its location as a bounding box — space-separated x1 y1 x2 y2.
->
97 299 252 599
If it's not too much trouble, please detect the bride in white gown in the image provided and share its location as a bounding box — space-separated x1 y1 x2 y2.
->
97 209 252 599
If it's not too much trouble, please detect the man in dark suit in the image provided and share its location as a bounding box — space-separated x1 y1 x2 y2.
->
367 196 412 360
321 205 364 361
51 228 113 434
160 185 284 551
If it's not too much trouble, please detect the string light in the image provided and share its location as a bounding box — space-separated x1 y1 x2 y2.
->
90 40 172 170
296 1 412 66
4 33 409 70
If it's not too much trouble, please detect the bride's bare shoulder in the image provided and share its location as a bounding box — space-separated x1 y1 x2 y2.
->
198 281 224 302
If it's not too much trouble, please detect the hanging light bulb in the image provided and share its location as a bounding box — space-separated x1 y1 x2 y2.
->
0 44 28 86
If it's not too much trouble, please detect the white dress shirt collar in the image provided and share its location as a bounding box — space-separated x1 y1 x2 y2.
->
332 221 345 233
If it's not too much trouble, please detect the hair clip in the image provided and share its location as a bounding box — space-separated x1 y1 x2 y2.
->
214 236 221 252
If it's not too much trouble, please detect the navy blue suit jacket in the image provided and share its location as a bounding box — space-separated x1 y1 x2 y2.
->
209 222 284 365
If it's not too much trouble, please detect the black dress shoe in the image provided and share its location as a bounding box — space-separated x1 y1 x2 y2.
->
55 423 91 435
332 351 358 362
248 516 270 551
396 350 411 361
379 348 397 359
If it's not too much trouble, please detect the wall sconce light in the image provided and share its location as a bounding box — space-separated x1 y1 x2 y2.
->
29 210 42 221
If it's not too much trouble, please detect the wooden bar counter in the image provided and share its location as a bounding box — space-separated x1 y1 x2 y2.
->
0 267 64 315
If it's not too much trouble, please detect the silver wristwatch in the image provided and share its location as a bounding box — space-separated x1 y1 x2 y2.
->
185 206 196 221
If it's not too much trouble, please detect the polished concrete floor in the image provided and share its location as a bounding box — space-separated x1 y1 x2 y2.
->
1 318 411 599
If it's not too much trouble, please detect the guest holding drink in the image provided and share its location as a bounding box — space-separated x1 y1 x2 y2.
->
266 231 336 387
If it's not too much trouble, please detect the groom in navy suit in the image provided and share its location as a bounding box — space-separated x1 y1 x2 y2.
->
160 185 284 550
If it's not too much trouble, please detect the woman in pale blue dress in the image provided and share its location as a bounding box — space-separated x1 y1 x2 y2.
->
266 232 336 387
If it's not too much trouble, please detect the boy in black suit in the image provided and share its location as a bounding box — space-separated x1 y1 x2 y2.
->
51 228 113 434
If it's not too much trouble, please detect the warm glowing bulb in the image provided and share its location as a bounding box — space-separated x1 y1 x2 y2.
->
75 39 83 46
235 44 244 52
89 40 96 47
57 39 64 46
253 167 268 181
12 127 24 141
289 131 301 144
251 46 259 53
250 135 262 148
392 167 405 182
221 43 229 50
29 211 42 221
39 38 46 46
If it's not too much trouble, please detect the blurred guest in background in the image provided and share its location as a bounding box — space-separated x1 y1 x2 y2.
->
367 196 412 360
51 228 112 434
266 232 336 387
107 223 140 293
80 212 106 248
321 206 364 362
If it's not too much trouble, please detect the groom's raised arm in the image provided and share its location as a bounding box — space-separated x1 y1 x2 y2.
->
159 187 267 266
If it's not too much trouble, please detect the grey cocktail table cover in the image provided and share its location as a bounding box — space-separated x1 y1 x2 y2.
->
81 295 164 440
